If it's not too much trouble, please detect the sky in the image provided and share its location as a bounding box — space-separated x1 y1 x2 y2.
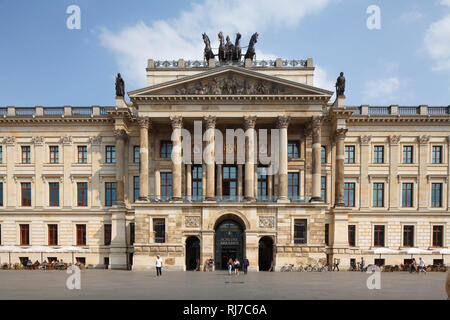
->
0 0 449 107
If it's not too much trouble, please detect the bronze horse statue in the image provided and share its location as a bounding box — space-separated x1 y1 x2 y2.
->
233 33 242 62
244 32 259 61
218 32 225 62
202 33 215 61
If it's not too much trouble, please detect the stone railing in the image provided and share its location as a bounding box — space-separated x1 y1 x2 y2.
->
1 106 115 118
148 58 310 69
350 105 450 116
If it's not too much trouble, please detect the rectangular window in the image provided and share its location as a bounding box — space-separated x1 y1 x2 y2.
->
373 183 384 207
21 146 31 164
222 166 237 199
104 224 112 246
48 224 58 246
402 146 413 164
133 176 139 202
402 183 413 207
432 146 442 164
433 226 443 247
431 183 442 207
345 146 355 164
321 176 326 201
288 172 299 200
77 182 88 206
21 182 31 206
133 146 140 163
49 146 59 164
325 223 329 246
105 182 116 206
348 225 356 247
288 141 300 159
0 182 3 206
344 182 355 207
374 225 385 247
49 182 60 207
77 146 87 164
373 146 384 164
257 167 268 199
403 225 414 247
154 219 165 243
20 224 30 245
160 141 172 159
160 172 172 201
192 165 202 202
294 219 307 244
76 224 86 246
130 222 135 245
105 146 116 163
321 146 326 164
0 224 1 245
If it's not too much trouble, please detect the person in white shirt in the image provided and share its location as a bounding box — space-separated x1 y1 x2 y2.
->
418 257 426 274
156 255 163 277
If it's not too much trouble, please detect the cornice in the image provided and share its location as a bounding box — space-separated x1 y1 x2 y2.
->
348 115 450 123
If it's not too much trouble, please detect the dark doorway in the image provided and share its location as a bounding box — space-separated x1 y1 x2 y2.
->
185 236 200 270
258 236 273 271
214 219 244 270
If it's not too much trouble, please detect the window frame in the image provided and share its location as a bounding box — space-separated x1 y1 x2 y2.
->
133 146 140 163
105 145 116 163
160 141 173 159
76 224 87 246
49 182 60 207
320 176 326 201
48 224 58 246
192 165 202 202
431 183 442 208
432 225 444 248
105 182 117 207
287 141 300 159
372 183 384 207
160 172 172 200
77 182 88 207
77 145 87 164
402 145 413 164
104 224 112 246
373 145 384 164
321 146 326 164
49 146 59 164
374 225 385 247
294 219 307 244
348 225 356 247
403 225 414 247
20 224 30 246
133 176 139 202
21 146 31 164
344 182 355 207
153 218 166 243
21 182 32 207
344 145 355 164
287 172 299 200
431 146 443 164
401 183 414 208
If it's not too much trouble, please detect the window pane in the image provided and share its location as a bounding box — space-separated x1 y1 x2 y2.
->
294 219 307 244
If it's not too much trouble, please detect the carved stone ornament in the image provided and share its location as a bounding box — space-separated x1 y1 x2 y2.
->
259 216 275 228
417 135 430 144
185 216 200 228
335 128 348 140
244 116 257 129
2 136 16 145
138 117 150 129
389 135 401 145
60 135 73 145
31 136 44 146
89 136 102 145
360 135 372 145
114 129 128 140
170 115 183 129
277 116 290 129
203 115 216 129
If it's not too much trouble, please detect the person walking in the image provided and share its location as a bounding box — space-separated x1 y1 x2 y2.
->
360 257 365 272
227 258 233 276
242 257 249 274
332 258 340 271
155 255 163 277
268 260 275 272
234 258 240 275
410 258 417 273
418 257 426 274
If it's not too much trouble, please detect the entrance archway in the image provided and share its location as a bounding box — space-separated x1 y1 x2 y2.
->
214 219 244 270
185 236 200 271
258 236 273 271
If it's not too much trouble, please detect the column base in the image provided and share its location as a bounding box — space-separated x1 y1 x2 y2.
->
137 196 149 202
277 197 290 203
171 197 183 203
204 197 216 202
310 197 323 203
244 197 255 202
109 253 128 270
334 202 345 208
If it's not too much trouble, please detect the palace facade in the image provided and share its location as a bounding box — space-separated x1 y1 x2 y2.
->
0 57 449 270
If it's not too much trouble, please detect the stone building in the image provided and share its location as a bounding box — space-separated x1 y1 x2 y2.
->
0 57 449 270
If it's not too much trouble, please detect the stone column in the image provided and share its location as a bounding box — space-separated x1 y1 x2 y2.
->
138 118 150 201
170 116 183 201
204 116 216 201
334 128 348 206
186 164 192 200
267 173 273 199
311 116 323 202
114 129 128 206
277 116 290 201
238 164 243 198
244 116 257 201
359 135 371 209
389 135 401 210
110 211 127 269
216 164 222 200
418 135 430 209
155 169 160 200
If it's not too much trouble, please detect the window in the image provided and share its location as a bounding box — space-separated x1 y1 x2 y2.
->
431 183 442 207
105 182 116 206
321 146 326 164
374 225 385 247
160 172 172 200
49 146 59 164
402 146 413 164
160 141 172 159
106 146 116 163
403 225 414 247
21 182 31 206
48 224 58 246
21 146 31 164
401 183 413 207
49 182 59 207
345 146 355 164
154 219 165 243
192 165 202 202
77 182 88 206
373 183 384 207
130 222 135 245
320 176 326 201
344 183 355 207
76 224 86 246
257 167 268 199
0 224 1 245
373 146 384 164
133 176 139 202
288 172 299 200
20 224 30 245
104 224 112 246
77 146 87 164
288 141 300 159
433 226 443 247
0 146 3 163
133 146 140 163
348 225 356 246
222 166 237 199
294 219 307 244
0 182 3 206
432 146 442 164
325 223 329 246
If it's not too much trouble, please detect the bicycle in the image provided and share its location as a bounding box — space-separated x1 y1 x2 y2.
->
280 264 294 272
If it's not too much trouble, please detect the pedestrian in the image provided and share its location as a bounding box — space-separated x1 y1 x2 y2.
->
243 257 249 274
227 258 233 275
203 259 208 272
208 259 214 272
155 255 162 277
333 258 340 271
360 257 365 272
268 260 275 272
410 258 417 273
234 258 240 275
195 258 200 271
418 257 426 274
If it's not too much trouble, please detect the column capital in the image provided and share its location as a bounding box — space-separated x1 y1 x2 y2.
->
204 115 216 129
114 129 128 140
244 116 257 129
417 135 430 144
312 115 324 128
170 115 183 129
335 128 348 140
138 117 151 129
360 135 372 146
276 115 290 129
389 135 401 145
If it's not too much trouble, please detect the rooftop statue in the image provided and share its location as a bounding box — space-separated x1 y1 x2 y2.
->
335 72 345 97
115 73 125 97
202 32 258 64
244 32 258 61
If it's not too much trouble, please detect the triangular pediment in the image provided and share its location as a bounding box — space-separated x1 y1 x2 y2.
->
128 66 333 98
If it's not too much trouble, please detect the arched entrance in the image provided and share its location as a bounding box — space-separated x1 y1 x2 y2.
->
258 236 273 271
214 218 245 270
185 236 200 271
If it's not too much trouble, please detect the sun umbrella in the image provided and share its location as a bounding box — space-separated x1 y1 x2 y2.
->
22 246 55 262
371 248 399 259
400 248 432 259
432 248 450 262
0 246 25 264
54 246 89 264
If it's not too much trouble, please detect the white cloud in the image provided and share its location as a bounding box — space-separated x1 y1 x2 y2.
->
363 76 402 102
399 8 424 23
424 15 450 71
314 66 335 93
98 0 331 86
441 0 450 7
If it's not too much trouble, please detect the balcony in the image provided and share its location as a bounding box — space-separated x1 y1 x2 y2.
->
44 107 64 116
144 195 311 204
369 107 390 115
16 107 36 116
72 107 93 116
398 107 419 115
428 107 449 115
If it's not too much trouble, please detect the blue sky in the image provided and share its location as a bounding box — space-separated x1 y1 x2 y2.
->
0 0 449 107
